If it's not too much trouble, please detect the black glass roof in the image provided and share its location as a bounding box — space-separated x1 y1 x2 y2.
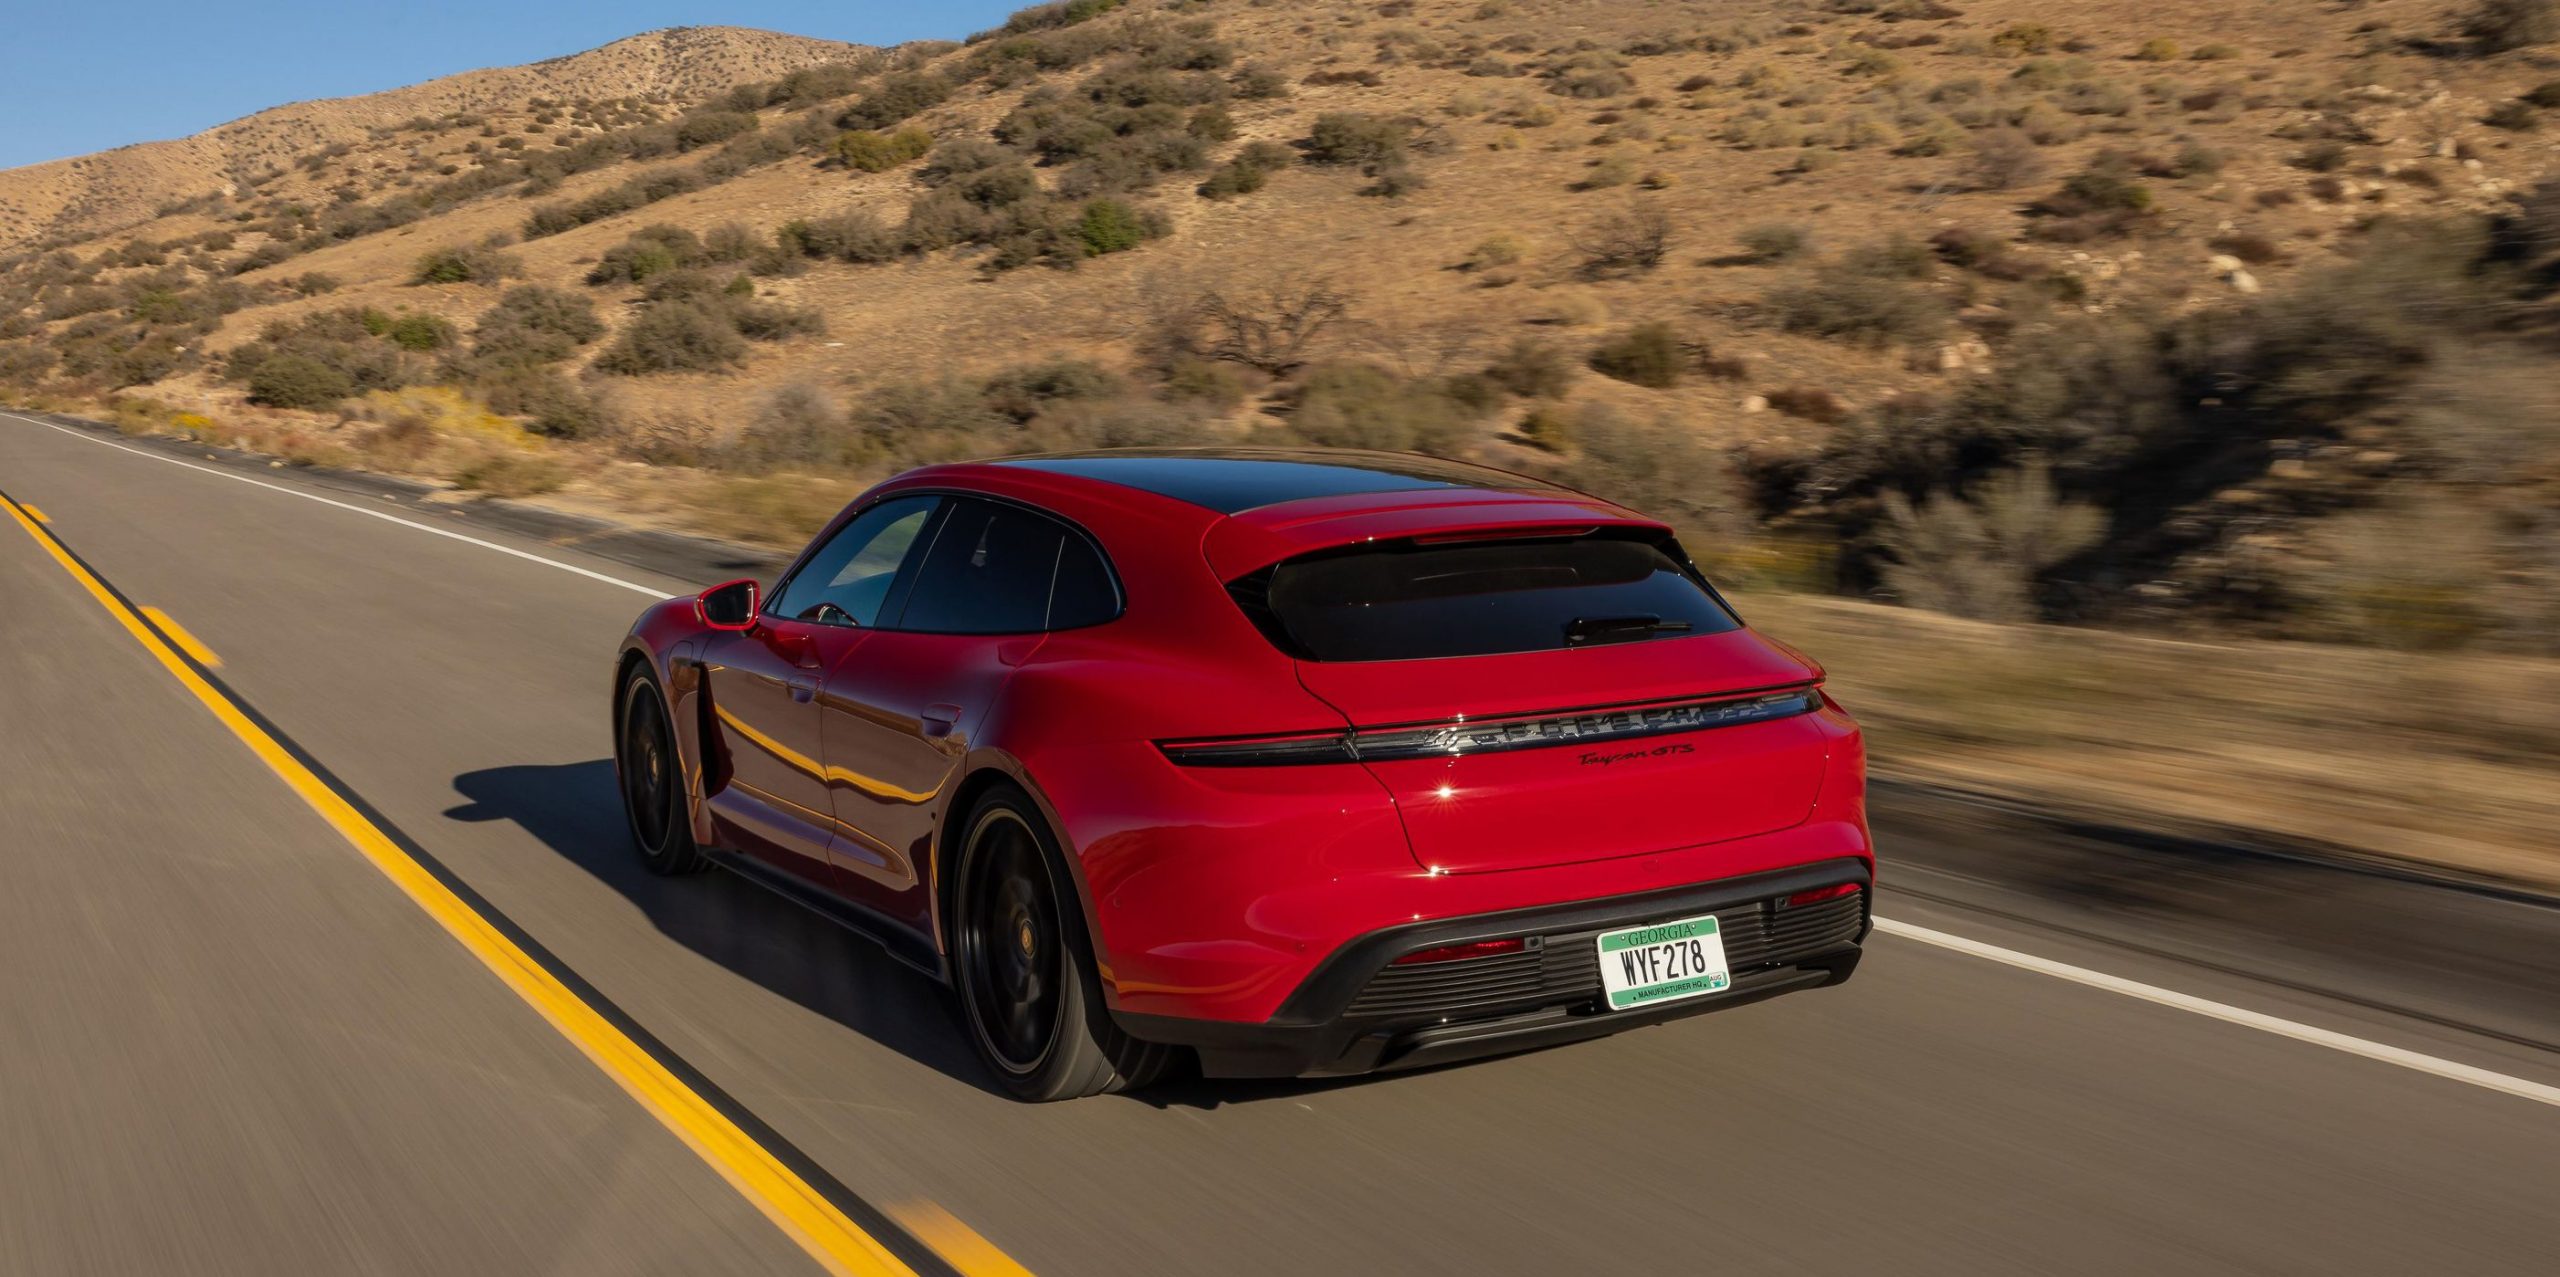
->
993 449 1562 515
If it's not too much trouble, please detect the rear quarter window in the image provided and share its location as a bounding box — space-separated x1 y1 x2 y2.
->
1233 532 1739 662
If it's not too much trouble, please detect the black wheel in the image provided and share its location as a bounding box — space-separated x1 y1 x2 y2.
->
952 787 1172 1101
618 667 707 875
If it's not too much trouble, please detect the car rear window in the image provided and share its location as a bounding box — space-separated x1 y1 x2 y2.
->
1233 533 1740 662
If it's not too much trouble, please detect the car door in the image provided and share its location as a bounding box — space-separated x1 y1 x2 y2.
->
702 494 938 888
817 497 1120 931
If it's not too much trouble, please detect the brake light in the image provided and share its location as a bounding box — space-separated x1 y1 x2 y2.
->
1157 685 1822 767
1392 938 1527 965
1785 882 1862 907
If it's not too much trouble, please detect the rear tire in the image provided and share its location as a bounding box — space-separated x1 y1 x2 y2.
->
951 786 1172 1101
618 666 709 876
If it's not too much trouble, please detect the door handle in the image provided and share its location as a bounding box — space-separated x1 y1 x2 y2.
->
921 703 964 739
789 678 817 704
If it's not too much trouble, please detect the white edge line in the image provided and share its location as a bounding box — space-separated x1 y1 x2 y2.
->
14 410 2554 1112
1873 916 2560 1109
4 411 669 599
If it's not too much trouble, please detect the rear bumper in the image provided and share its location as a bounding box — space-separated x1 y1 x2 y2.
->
1112 858 1868 1078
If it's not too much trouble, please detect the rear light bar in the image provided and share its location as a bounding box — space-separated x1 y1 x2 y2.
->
1158 685 1823 767
1392 938 1527 965
1784 882 1863 908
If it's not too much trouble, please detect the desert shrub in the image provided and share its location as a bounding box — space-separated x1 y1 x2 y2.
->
978 358 1125 422
1076 198 1163 255
1484 336 1574 397
1965 127 2048 190
409 244 518 285
587 225 706 285
224 308 421 401
2484 100 2540 131
452 449 569 497
1164 276 1357 374
1766 385 1848 422
839 72 951 131
523 169 707 238
2026 154 2156 240
384 313 456 352
1739 223 1811 262
898 191 997 253
845 376 1012 461
1159 357 1249 407
1843 234 1936 280
2209 231 2283 264
832 126 934 171
983 0 1126 38
1516 403 1575 451
2132 38 2179 61
1874 459 2099 620
1229 62 1289 99
1990 23 2055 55
1574 202 1674 275
471 285 605 368
727 295 826 342
1188 105 1237 143
1305 113 1411 169
727 381 858 471
1286 362 1482 455
1551 62 1637 100
674 110 758 151
1361 164 1427 198
592 301 750 375
778 210 899 264
2295 140 2352 172
703 222 793 275
1929 226 2039 279
1199 142 1294 199
1576 155 1639 191
246 354 355 408
1559 406 1741 540
290 272 340 296
2462 0 2560 52
477 368 603 439
1462 233 1526 273
1765 263 1950 346
1587 321 1685 388
2526 81 2560 108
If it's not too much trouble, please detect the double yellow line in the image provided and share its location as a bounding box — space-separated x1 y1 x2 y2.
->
0 488 969 1277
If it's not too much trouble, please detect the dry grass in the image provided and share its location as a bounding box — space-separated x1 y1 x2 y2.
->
1747 593 2560 890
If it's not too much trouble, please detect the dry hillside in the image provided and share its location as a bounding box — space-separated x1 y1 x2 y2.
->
0 27 880 250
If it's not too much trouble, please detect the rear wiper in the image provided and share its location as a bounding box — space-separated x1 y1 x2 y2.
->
1564 614 1693 646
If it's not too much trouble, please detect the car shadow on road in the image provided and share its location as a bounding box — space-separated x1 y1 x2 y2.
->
443 759 1000 1097
442 759 1506 1112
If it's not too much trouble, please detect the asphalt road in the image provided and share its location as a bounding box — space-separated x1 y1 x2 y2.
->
4 412 2556 1276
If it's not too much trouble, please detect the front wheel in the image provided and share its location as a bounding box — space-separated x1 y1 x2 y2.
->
618 667 708 875
952 787 1172 1101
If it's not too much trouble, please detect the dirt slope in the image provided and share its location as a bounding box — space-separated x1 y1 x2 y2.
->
0 27 878 251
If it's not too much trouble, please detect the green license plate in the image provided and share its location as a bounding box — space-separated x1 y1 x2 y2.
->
1596 914 1731 1011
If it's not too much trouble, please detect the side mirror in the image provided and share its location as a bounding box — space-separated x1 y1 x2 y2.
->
696 578 760 632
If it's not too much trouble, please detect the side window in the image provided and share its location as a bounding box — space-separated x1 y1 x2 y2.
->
1047 535 1119 630
893 499 1117 634
769 496 938 626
